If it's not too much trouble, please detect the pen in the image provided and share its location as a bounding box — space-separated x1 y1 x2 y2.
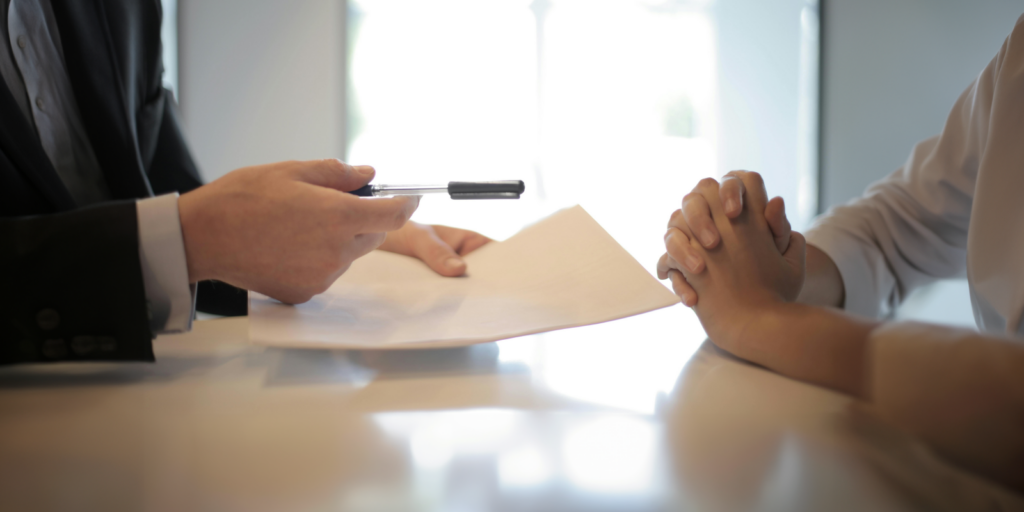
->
350 180 525 200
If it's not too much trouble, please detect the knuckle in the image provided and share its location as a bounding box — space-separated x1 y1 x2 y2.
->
682 192 706 208
682 199 709 221
668 209 684 227
326 159 346 174
665 234 689 258
664 241 681 259
746 171 764 187
697 177 719 190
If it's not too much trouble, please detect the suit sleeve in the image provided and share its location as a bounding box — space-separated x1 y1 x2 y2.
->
0 200 155 365
144 88 204 196
866 322 1024 492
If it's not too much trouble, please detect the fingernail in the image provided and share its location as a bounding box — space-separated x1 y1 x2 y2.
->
685 254 701 273
356 165 374 176
700 230 716 247
445 257 465 270
725 199 738 213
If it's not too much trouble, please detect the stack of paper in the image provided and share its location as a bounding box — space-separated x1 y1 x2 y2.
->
249 205 679 349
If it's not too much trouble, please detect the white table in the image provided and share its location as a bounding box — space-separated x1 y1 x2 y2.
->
0 310 1017 511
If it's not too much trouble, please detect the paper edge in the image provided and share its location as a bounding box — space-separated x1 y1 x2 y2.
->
249 299 681 351
247 203 682 350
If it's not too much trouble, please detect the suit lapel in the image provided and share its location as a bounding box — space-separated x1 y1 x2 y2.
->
0 67 76 211
49 0 152 200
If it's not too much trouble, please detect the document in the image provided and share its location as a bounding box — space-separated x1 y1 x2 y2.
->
249 205 680 349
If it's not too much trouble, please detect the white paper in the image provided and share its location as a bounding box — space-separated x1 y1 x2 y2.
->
249 205 680 349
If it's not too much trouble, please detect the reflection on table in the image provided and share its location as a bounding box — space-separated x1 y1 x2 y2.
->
0 308 1018 512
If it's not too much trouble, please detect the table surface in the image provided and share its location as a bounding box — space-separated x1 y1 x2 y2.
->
0 308 1019 512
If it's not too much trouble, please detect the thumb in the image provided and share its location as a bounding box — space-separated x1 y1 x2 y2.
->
289 159 375 192
765 196 792 254
784 230 807 274
413 227 468 277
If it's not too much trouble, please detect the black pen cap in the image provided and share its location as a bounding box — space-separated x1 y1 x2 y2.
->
448 180 525 199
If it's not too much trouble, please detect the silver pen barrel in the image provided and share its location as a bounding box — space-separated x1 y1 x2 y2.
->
369 184 448 196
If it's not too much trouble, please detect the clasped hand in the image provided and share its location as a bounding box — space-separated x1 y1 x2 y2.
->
657 171 806 348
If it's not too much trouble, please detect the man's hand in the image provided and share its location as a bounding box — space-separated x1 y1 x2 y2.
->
659 175 807 347
378 221 492 277
178 159 418 304
657 171 793 306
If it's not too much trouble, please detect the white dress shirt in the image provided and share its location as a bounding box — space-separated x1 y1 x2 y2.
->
0 0 194 334
807 15 1024 337
806 13 1024 490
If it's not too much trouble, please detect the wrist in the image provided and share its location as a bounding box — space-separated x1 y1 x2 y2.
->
707 293 786 354
735 300 793 351
733 301 874 398
178 190 215 283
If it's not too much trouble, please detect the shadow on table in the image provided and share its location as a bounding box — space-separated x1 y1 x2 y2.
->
0 353 243 389
263 343 530 387
0 343 530 390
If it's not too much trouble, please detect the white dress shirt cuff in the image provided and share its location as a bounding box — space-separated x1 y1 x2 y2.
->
805 223 886 319
137 193 196 334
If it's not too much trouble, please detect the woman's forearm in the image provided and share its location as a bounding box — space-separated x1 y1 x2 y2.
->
727 302 879 398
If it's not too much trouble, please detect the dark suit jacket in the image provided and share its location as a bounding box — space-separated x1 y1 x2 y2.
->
0 0 244 366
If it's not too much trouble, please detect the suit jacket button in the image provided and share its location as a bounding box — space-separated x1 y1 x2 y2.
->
42 339 67 359
71 336 98 356
36 309 60 330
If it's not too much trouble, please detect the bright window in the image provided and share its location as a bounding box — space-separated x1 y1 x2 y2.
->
347 0 819 412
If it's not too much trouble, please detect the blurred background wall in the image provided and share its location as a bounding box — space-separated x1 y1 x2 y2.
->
175 0 819 350
178 0 347 180
173 0 1024 329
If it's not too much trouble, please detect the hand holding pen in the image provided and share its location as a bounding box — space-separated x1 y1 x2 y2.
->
350 180 525 199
